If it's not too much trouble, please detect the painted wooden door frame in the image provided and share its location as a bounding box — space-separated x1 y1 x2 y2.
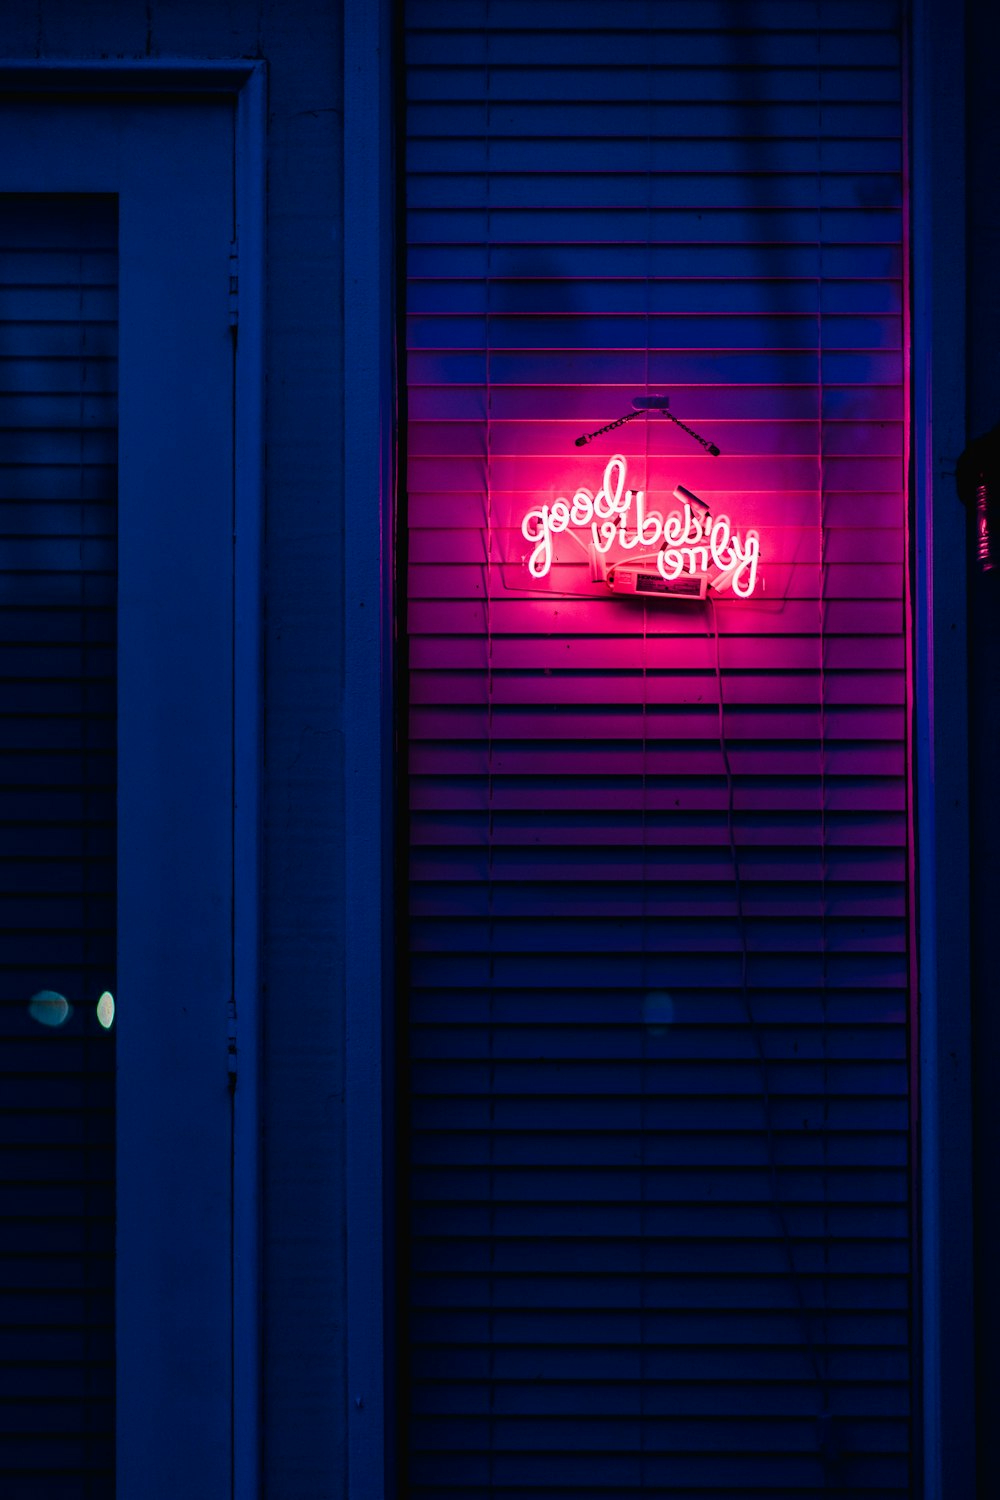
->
343 2 398 1496
0 60 265 1500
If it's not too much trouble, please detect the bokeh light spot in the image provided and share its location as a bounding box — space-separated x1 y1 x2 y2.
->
29 990 71 1028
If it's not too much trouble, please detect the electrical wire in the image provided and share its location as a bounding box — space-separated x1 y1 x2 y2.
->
708 594 831 1412
483 7 497 1486
815 6 835 1466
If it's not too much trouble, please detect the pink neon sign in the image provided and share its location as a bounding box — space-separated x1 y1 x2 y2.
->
519 454 761 599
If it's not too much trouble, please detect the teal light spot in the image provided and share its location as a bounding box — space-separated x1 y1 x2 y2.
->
29 990 71 1028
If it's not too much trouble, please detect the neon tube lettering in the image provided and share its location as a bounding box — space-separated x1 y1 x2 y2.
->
519 454 761 597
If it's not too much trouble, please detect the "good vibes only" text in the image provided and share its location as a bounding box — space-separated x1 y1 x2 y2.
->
520 454 761 598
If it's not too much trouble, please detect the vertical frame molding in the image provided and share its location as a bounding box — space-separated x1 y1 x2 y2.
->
232 60 267 1500
344 2 396 1496
909 2 976 1494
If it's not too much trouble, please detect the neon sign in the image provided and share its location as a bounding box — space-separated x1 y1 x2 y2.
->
519 454 761 599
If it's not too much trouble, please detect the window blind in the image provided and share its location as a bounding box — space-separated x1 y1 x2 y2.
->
403 2 912 1493
0 195 117 1497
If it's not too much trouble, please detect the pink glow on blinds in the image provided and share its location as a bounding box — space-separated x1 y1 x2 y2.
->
403 1 913 1493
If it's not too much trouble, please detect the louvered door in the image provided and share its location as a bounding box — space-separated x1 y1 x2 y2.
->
403 1 913 1495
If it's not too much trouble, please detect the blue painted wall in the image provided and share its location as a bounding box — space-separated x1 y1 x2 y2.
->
965 3 1000 1491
